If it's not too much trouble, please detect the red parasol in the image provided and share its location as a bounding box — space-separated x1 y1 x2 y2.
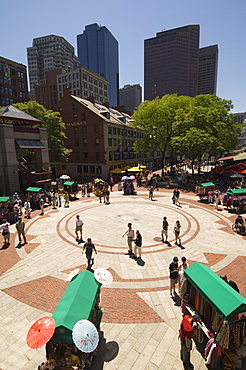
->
26 316 55 349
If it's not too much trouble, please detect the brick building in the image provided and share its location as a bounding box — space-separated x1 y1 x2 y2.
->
53 90 153 181
0 56 28 106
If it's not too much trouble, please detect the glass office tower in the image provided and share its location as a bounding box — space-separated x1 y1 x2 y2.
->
77 23 119 107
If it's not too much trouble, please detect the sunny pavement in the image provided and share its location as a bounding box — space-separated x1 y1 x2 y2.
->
0 186 246 370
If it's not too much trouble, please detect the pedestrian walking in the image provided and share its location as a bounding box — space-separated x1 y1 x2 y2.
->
122 222 135 254
149 186 154 201
39 197 44 215
161 216 169 243
179 314 200 369
0 219 10 245
15 217 27 244
178 256 189 292
75 215 84 241
24 200 31 219
64 193 69 207
105 188 110 205
134 230 142 259
169 256 179 297
173 220 181 245
83 238 97 269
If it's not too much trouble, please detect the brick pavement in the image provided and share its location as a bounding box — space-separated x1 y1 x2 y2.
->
0 188 246 369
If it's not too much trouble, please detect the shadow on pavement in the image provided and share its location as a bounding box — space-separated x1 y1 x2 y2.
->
0 242 10 250
90 332 119 370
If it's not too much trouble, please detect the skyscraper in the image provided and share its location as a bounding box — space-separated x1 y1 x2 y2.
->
119 84 142 114
144 25 200 100
77 23 119 107
198 45 218 95
27 35 80 91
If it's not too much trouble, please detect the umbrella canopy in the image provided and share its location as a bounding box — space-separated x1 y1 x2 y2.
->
26 316 55 349
110 168 125 174
65 268 80 282
137 164 146 169
121 165 132 171
94 268 113 285
72 320 99 353
128 167 141 172
121 176 129 181
129 175 135 180
230 173 246 178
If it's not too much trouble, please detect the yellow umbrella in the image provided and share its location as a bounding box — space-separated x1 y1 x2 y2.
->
138 164 146 169
110 168 125 174
128 167 141 172
121 165 132 171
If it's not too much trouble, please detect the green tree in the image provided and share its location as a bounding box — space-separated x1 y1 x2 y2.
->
14 101 72 162
171 95 241 174
132 94 192 176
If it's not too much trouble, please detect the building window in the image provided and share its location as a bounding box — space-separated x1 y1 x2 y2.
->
90 166 95 176
113 127 116 135
108 138 112 146
83 138 87 146
75 138 79 147
73 114 78 122
77 165 82 176
88 76 93 83
96 166 101 174
95 152 100 160
95 138 99 146
94 125 99 133
82 125 86 134
83 165 88 176
108 126 112 134
109 151 113 161
62 165 66 174
74 127 78 135
76 152 80 161
83 73 87 80
84 152 88 160
81 113 86 121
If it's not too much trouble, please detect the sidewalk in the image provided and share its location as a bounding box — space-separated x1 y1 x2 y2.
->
0 188 245 369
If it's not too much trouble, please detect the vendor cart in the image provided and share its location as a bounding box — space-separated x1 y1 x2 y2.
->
181 262 246 369
226 188 246 212
45 270 103 369
195 182 215 200
62 181 79 197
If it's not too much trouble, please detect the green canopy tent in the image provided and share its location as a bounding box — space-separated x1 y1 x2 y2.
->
63 181 78 187
26 187 45 193
199 182 215 187
227 188 246 196
51 270 102 343
0 196 11 202
184 262 246 322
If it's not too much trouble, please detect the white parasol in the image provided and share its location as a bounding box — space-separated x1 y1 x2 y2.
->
72 320 99 353
94 268 113 285
65 268 80 282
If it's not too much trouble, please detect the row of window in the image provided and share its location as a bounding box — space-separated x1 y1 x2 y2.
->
77 165 101 177
74 138 100 147
1 97 14 105
0 86 25 98
108 126 144 139
108 138 135 147
75 152 100 161
0 65 25 79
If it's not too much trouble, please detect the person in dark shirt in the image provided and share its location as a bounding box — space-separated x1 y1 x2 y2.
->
169 256 179 297
83 238 97 269
235 215 245 234
220 274 240 293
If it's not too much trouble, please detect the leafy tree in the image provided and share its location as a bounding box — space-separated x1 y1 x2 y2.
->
14 101 72 162
171 95 241 174
132 94 191 176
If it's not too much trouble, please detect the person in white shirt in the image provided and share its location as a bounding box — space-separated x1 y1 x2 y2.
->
1 219 10 244
122 222 135 254
75 215 84 241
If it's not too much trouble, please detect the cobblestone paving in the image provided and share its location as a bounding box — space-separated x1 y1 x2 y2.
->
0 188 246 369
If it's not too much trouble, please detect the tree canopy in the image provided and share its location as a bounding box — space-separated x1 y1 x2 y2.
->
132 94 241 175
14 101 72 162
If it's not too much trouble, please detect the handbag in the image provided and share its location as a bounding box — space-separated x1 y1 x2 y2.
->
2 229 9 236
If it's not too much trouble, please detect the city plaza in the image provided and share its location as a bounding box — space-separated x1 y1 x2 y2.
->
0 186 245 370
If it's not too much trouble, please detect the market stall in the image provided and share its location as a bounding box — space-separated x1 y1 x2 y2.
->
26 269 105 370
226 188 246 212
195 182 215 200
0 196 11 224
182 262 246 369
62 181 79 197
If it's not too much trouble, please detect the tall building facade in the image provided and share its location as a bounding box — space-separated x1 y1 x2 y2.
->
27 35 80 91
0 57 28 106
77 23 119 107
144 25 200 100
198 45 218 95
144 25 218 100
119 84 142 114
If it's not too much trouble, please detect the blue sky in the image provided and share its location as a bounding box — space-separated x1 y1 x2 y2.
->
1 0 246 112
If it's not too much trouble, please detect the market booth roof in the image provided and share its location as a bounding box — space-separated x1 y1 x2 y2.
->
184 263 246 322
199 182 215 187
63 181 78 186
51 270 101 343
0 196 10 202
227 188 246 196
26 187 45 193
